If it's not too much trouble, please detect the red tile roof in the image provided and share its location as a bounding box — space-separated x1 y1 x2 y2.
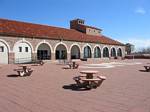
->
0 18 124 46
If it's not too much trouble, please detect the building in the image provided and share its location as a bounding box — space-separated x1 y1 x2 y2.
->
0 18 125 64
125 43 135 55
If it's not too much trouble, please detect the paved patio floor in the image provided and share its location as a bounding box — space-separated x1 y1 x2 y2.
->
0 59 150 112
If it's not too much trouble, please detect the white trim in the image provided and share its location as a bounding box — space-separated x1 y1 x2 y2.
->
102 46 110 57
54 42 68 53
0 39 10 52
13 39 34 53
93 45 101 54
117 47 123 57
35 40 53 53
69 43 81 53
102 46 109 54
110 46 117 57
82 43 92 53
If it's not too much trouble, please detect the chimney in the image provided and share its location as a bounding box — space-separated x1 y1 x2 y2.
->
70 18 85 29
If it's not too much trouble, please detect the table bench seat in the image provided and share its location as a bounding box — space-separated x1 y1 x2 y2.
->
144 66 150 72
82 78 101 81
14 67 33 77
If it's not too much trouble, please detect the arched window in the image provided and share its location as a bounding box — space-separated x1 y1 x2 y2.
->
94 47 101 58
117 48 122 57
55 44 67 59
111 48 116 57
37 43 51 60
71 45 80 59
103 47 109 57
84 46 92 58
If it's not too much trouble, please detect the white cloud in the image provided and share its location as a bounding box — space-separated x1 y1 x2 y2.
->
135 8 146 15
119 38 150 51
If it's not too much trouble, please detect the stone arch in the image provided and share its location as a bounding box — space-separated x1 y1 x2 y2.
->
69 43 81 53
0 39 10 64
70 44 81 59
110 47 117 57
54 42 69 53
82 44 92 58
102 46 109 58
117 47 122 57
0 39 10 52
13 39 34 52
93 45 101 58
13 39 33 63
36 42 52 60
54 42 68 60
35 40 53 53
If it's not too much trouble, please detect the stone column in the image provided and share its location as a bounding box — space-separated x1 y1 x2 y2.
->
67 53 71 61
51 53 55 60
8 52 15 64
32 52 37 61
80 52 84 59
92 52 94 58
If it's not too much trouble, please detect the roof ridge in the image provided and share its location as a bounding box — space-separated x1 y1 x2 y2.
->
0 18 124 46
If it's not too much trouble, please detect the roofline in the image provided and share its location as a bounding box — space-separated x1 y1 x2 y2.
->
0 33 125 46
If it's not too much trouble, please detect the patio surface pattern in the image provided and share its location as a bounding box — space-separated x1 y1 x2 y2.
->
0 59 150 112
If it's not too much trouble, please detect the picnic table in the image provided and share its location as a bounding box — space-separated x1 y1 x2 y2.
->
14 65 33 76
80 70 98 79
67 61 79 69
73 70 106 89
144 65 150 72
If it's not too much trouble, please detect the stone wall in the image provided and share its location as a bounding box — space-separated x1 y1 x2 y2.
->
0 36 125 64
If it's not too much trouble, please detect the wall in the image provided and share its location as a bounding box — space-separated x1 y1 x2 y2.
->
0 35 125 64
86 28 101 36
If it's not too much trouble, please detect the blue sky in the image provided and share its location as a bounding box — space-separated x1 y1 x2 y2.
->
0 0 150 51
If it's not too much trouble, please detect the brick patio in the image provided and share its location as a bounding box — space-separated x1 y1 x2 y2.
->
0 59 150 112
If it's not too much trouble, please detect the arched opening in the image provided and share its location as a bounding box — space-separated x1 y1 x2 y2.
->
111 48 116 57
55 44 67 59
37 43 51 60
14 42 32 63
0 41 8 64
103 47 109 58
94 47 101 58
84 46 92 58
71 45 80 59
117 48 122 57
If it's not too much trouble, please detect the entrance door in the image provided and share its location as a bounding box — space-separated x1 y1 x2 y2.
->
55 50 67 59
37 50 49 60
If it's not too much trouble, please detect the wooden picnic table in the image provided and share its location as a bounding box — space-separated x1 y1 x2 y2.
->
14 65 33 76
144 65 150 72
19 65 28 71
80 70 98 79
67 61 79 69
75 70 105 89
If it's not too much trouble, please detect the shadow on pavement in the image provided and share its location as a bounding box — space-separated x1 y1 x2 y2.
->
139 70 149 72
7 74 20 77
63 84 91 91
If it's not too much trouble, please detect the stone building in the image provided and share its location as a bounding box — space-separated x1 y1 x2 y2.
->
0 18 125 64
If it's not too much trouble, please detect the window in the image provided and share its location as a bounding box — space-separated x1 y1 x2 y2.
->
0 46 4 52
25 47 28 52
19 47 22 52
